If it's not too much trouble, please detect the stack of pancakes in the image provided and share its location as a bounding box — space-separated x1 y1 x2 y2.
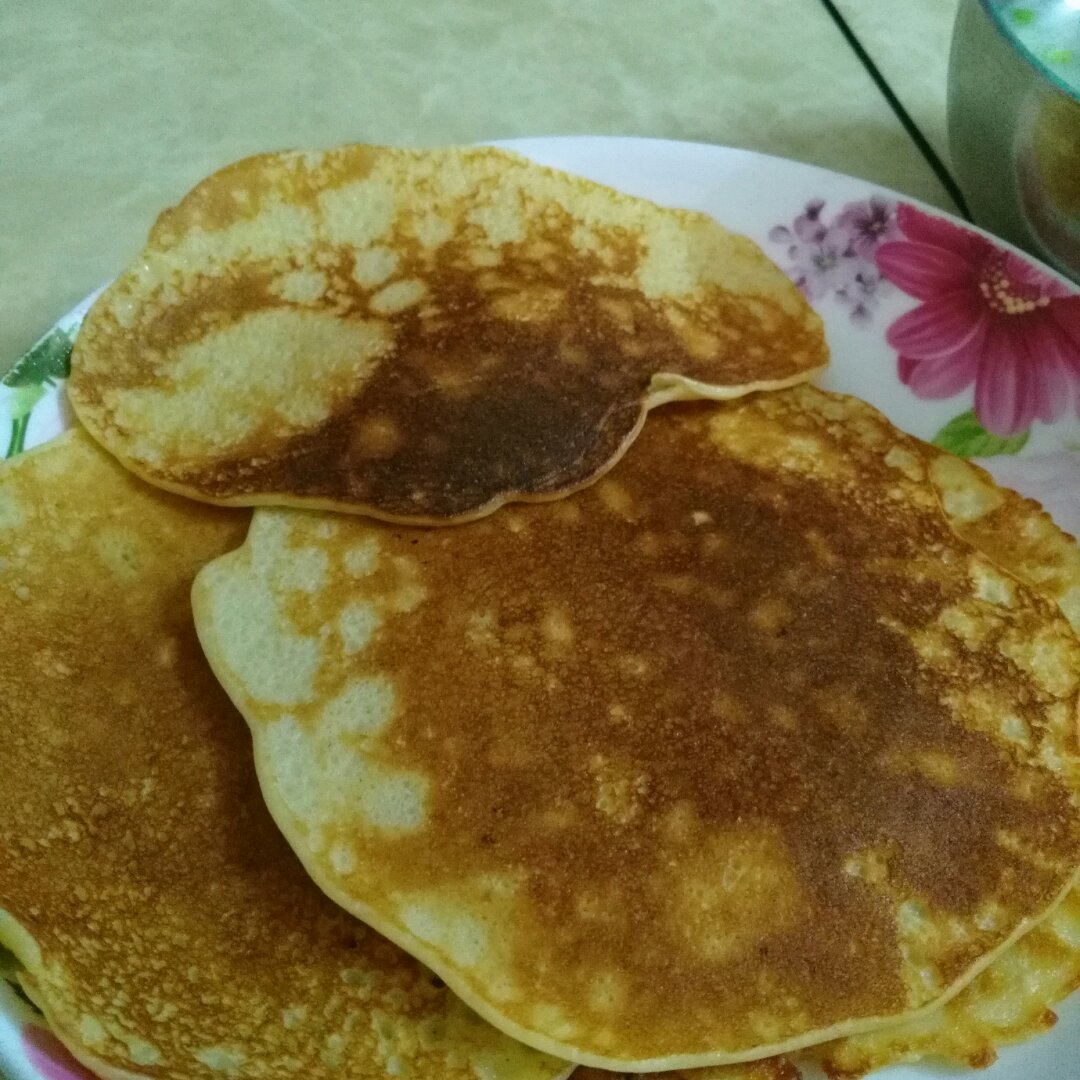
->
2 144 1078 1080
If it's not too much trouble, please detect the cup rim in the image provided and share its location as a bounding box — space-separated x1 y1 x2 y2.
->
978 0 1080 102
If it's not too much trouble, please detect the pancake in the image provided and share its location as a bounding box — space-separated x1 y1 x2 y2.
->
192 384 1080 1072
808 456 1080 1077
0 430 570 1080
600 458 1080 1079
67 144 826 524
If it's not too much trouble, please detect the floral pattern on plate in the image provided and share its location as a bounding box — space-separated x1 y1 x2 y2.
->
768 194 900 325
769 197 1080 458
1 328 74 459
879 203 1080 440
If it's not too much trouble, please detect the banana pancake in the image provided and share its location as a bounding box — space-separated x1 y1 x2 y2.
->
67 144 826 523
0 430 569 1080
192 385 1080 1071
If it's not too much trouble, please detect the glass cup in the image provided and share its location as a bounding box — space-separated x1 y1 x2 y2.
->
949 0 1080 280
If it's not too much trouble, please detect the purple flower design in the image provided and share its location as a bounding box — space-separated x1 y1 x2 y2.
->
835 196 903 259
768 197 898 326
837 268 888 327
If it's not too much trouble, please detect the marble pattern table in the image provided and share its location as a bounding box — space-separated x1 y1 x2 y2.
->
2 0 961 371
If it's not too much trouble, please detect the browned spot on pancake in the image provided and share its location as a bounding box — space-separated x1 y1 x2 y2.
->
815 887 1080 1077
584 442 1080 1080
194 387 1080 1068
350 414 403 460
795 438 1080 1080
69 145 826 522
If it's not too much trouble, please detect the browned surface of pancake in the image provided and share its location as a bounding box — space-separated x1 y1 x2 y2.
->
0 430 569 1080
584 887 1080 1079
808 455 1080 1077
193 386 1080 1071
68 144 826 523
620 443 1080 1080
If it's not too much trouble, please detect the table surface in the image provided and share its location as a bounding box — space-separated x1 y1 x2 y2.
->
2 0 961 372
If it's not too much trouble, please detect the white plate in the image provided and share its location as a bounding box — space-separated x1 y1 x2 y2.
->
2 136 1079 1080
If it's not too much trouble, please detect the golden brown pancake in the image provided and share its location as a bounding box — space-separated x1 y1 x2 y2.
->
192 385 1080 1072
0 430 569 1080
807 455 1080 1078
67 144 826 524
612 458 1080 1079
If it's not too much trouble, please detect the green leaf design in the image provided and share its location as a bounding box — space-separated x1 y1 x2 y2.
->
3 327 73 389
932 411 1030 457
5 415 31 459
7 382 47 418
0 943 39 1015
1 326 75 458
3 384 48 458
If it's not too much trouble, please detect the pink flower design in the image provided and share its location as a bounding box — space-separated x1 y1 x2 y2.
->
876 203 1080 437
21 1025 98 1080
